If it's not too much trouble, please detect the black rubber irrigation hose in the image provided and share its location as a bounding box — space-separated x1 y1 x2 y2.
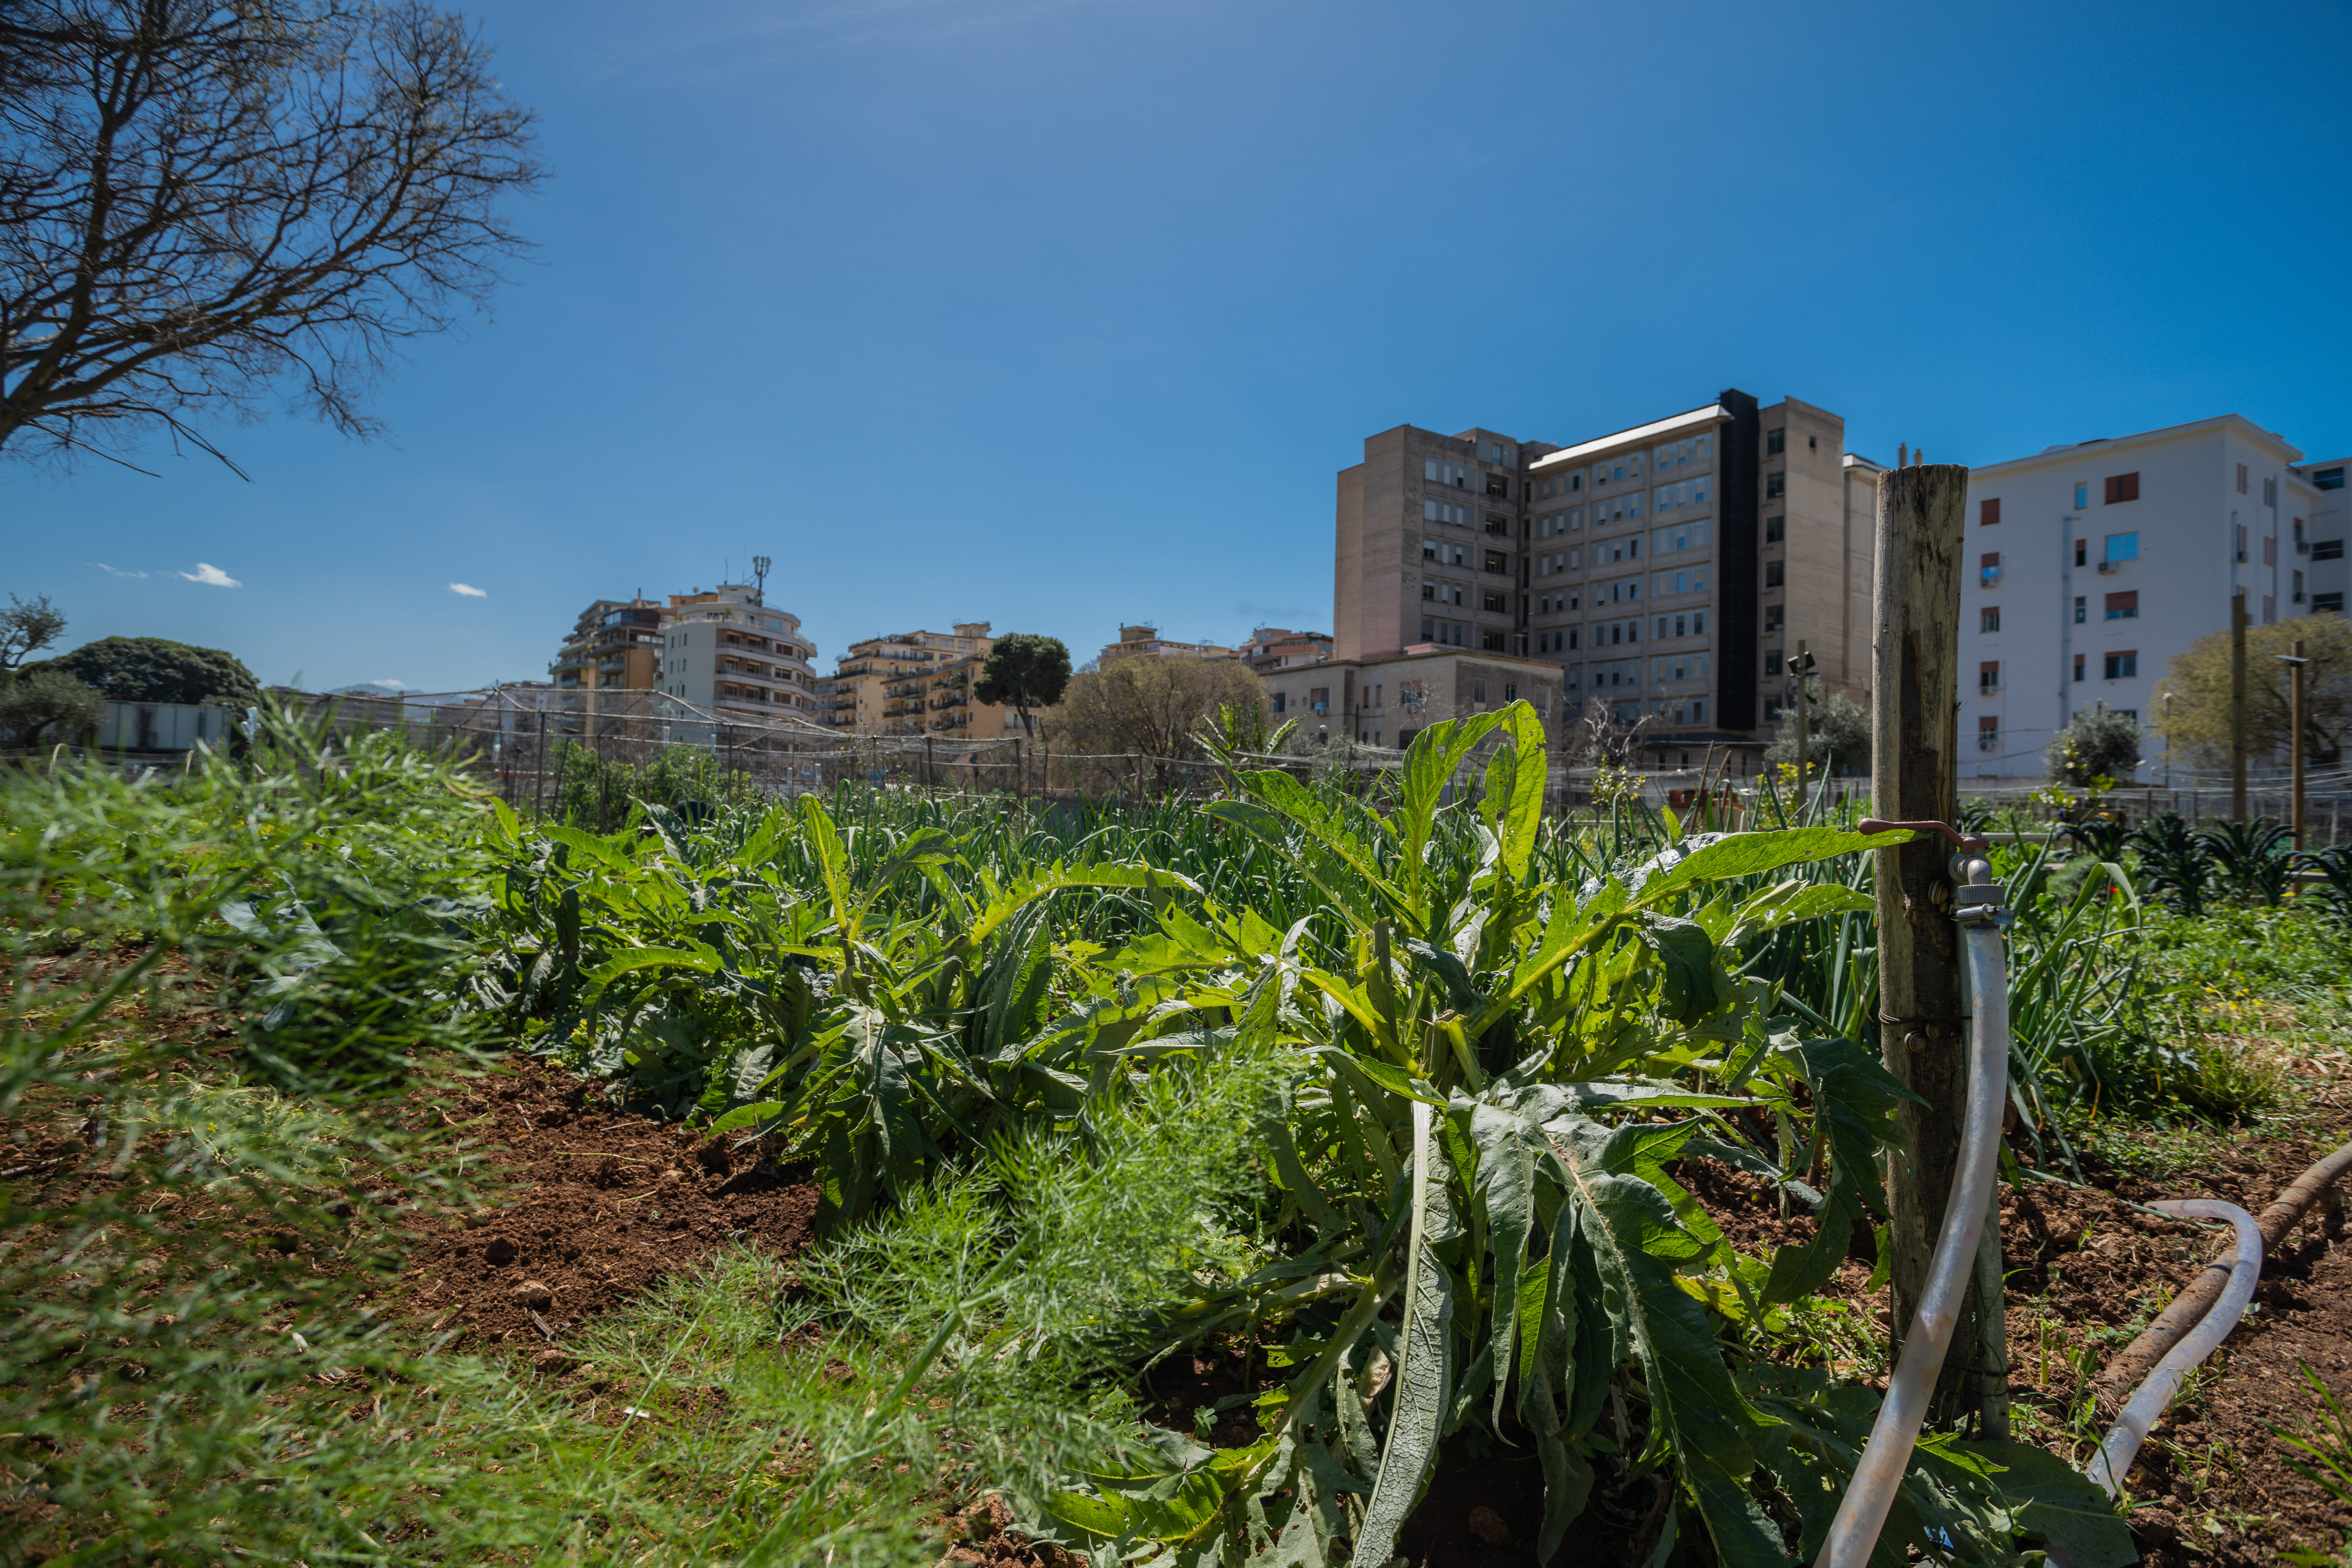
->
2094 1135 2352 1411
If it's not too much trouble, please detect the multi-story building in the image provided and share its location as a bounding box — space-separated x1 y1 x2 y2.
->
2297 456 2348 616
1098 624 1237 663
655 584 820 723
1258 647 1566 752
1959 416 2331 781
822 623 1017 738
1333 391 1879 766
552 597 666 700
1237 626 1333 672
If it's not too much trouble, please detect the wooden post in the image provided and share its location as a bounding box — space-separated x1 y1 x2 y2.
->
2230 594 2248 821
2290 639 2308 850
1013 737 1024 802
1871 463 1976 1405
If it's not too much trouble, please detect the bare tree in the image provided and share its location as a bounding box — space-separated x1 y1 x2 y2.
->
0 592 67 667
1561 695 1661 768
0 0 541 472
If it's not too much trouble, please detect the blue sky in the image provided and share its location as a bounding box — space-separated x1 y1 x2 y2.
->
11 0 2350 692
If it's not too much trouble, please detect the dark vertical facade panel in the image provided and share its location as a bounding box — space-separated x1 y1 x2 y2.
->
1716 388 1761 731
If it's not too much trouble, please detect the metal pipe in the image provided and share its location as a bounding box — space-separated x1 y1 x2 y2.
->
2084 1200 2261 1497
1816 851 2009 1568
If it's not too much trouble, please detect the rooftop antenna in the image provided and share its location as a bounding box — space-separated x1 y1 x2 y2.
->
751 555 772 605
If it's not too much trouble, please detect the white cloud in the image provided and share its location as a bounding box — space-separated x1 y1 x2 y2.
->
94 563 149 578
449 581 488 597
370 679 408 690
179 562 241 588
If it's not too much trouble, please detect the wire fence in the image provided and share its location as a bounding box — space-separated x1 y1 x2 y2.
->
18 685 2348 845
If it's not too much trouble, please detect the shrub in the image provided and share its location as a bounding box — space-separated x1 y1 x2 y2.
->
0 665 101 744
2046 706 2142 787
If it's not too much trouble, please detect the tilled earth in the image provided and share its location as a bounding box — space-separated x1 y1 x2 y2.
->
17 1030 2352 1566
385 1061 816 1353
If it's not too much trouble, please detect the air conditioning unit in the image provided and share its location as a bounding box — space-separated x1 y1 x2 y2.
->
2096 560 2121 574
2298 539 2312 555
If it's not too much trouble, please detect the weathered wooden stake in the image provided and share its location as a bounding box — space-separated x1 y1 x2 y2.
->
2231 594 2249 821
1871 463 1974 1404
1796 638 1811 809
2290 639 2308 850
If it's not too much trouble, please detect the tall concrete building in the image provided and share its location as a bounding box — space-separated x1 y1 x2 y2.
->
1333 391 1879 764
655 584 820 723
552 597 666 701
1959 417 2334 779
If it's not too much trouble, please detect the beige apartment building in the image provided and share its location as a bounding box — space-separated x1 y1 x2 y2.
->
552 597 666 700
655 584 821 723
1097 624 1238 663
1258 647 1566 751
820 623 1018 738
1333 390 1880 763
1237 626 1334 672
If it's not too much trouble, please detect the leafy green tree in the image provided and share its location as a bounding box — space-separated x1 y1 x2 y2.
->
2153 611 2352 770
1765 691 1872 775
0 667 101 744
973 634 1071 737
1 594 67 668
32 635 261 706
2046 705 2142 788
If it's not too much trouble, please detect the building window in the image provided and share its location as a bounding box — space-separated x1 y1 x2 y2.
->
2104 472 2140 504
1764 604 1784 632
2104 591 2139 619
1425 458 1471 488
2074 483 2088 510
2105 532 2139 562
1980 606 2001 633
2264 595 2276 623
2236 462 2249 495
1764 649 1784 676
2074 595 2086 623
2315 538 2346 561
1766 428 1785 456
2074 539 2087 567
1977 715 2000 752
1980 498 2001 526
1484 549 1509 573
2103 651 2137 680
1503 683 1517 701
1482 590 1507 612
1765 471 1785 500
1979 661 2000 691
2262 534 2276 567
1764 560 1785 587
1981 551 2000 585
1765 516 1785 543
1473 679 1488 703
1272 690 1286 714
2314 466 2345 491
2316 592 2345 613
1481 630 1506 651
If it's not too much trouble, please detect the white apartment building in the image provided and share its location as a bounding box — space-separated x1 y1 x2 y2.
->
2298 456 2348 615
1959 415 2330 781
656 584 821 724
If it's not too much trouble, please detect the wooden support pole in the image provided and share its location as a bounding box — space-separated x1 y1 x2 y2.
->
2290 639 2308 850
1796 638 1810 810
2231 594 2249 821
1871 463 1975 1405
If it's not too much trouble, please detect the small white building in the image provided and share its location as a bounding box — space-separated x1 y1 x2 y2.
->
2296 455 2348 616
1960 415 2330 782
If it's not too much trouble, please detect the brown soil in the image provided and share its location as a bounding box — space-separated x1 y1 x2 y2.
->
381 1058 816 1351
